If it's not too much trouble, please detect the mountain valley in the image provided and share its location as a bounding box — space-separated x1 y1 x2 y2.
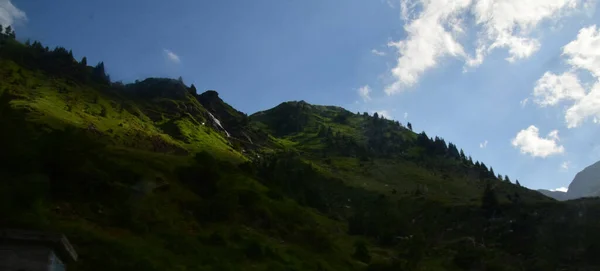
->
3 28 600 271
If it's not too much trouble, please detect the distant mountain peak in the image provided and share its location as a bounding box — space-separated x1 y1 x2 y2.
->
540 160 600 201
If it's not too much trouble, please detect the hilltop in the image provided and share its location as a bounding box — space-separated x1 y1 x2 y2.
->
3 28 600 271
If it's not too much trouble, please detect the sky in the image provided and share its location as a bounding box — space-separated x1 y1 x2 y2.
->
2 0 600 191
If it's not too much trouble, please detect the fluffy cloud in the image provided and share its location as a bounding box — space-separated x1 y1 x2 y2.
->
358 85 372 101
562 25 600 128
385 0 471 94
371 49 386 56
479 140 488 148
163 49 181 64
565 82 600 127
472 0 578 62
531 25 600 128
511 125 565 158
563 25 600 78
385 0 584 94
403 112 408 119
0 0 26 27
533 72 586 106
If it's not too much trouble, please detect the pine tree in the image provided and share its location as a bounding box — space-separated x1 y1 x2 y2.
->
92 62 109 83
459 149 466 160
81 57 88 66
497 174 502 180
407 122 413 131
504 175 511 183
189 84 197 95
516 180 521 187
5 25 15 39
448 143 460 159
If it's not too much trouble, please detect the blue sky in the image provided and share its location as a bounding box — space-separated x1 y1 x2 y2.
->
3 0 600 191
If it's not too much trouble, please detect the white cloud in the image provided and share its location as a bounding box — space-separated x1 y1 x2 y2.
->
472 0 578 63
371 49 386 56
385 0 584 94
565 82 600 127
358 85 372 102
551 186 569 192
531 25 600 128
511 125 565 158
520 98 530 107
385 0 471 94
533 72 586 106
403 112 408 119
479 140 488 148
163 49 181 64
0 0 27 27
563 25 600 78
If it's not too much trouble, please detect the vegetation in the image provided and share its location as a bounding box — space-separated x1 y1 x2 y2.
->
2 28 600 271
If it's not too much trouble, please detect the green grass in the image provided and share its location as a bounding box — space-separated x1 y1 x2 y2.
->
3 36 600 271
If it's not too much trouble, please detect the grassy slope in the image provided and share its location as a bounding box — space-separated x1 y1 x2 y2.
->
251 101 549 206
250 101 600 270
3 37 600 271
0 59 370 271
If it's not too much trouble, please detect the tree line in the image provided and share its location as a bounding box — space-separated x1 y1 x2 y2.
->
0 26 111 85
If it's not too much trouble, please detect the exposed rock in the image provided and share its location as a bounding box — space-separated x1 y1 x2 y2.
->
566 160 600 199
539 160 600 201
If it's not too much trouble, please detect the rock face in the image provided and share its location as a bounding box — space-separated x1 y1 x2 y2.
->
566 160 600 199
539 160 600 201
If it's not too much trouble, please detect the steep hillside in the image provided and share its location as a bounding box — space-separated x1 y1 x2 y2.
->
251 101 549 205
567 160 600 199
4 30 600 271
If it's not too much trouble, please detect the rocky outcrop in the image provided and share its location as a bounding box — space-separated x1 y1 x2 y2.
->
539 160 600 201
566 160 600 199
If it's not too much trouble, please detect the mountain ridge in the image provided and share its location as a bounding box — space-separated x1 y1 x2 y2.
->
540 160 600 201
6 28 600 271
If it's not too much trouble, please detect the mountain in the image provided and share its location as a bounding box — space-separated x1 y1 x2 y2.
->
566 160 600 199
537 189 569 201
538 160 600 201
4 29 600 271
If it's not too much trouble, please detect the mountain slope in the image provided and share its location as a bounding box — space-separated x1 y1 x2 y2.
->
4 30 600 271
538 189 569 201
567 160 600 199
538 160 600 201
